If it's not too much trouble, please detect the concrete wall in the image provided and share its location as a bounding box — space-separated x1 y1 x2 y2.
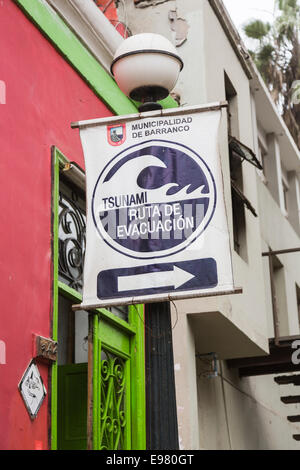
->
257 173 300 337
196 361 300 450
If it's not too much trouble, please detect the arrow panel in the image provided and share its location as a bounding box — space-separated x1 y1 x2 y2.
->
97 258 218 299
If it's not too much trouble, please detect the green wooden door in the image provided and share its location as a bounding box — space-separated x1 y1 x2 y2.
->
58 363 88 450
92 307 145 450
56 307 144 451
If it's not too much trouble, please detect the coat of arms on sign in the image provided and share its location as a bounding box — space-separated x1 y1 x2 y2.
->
107 124 126 146
18 360 47 419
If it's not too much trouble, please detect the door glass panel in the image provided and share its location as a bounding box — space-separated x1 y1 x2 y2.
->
108 306 128 322
109 305 128 320
57 295 88 365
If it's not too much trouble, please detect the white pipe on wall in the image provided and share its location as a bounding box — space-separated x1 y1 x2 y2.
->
69 0 123 56
46 0 124 72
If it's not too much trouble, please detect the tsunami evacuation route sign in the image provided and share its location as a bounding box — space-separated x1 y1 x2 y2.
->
92 139 218 302
76 104 235 307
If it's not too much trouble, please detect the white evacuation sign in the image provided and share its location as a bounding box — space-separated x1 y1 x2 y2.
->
76 103 234 308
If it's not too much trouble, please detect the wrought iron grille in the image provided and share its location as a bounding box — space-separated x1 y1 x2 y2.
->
58 178 86 292
58 173 129 320
99 349 128 450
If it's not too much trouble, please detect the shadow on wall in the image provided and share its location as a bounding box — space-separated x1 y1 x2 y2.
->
196 359 295 449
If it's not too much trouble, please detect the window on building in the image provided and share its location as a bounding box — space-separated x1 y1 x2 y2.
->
229 136 262 171
225 73 259 261
225 72 239 139
269 254 289 337
258 139 268 177
229 139 258 259
296 176 300 228
296 284 300 327
282 177 289 215
255 123 268 181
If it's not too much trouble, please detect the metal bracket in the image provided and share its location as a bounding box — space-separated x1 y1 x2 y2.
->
196 352 219 378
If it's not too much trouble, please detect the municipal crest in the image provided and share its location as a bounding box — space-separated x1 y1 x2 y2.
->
107 124 126 146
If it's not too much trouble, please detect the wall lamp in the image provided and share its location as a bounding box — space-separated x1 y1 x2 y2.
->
111 33 183 112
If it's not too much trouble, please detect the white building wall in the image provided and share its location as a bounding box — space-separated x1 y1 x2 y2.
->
196 362 300 450
257 180 300 337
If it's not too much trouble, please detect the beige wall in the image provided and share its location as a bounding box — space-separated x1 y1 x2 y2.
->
257 176 300 337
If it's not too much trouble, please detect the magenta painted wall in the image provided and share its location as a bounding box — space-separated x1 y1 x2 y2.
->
0 0 112 450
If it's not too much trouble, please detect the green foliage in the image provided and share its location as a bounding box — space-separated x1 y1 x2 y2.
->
243 0 300 148
257 44 275 62
243 20 271 40
277 0 299 12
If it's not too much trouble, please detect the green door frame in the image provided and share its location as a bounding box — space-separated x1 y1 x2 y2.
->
51 147 146 450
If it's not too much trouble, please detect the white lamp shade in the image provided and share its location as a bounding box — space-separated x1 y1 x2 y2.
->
111 33 183 100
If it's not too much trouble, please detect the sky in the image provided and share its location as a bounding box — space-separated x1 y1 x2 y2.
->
222 0 276 44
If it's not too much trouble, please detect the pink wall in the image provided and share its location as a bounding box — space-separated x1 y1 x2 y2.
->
0 0 112 449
